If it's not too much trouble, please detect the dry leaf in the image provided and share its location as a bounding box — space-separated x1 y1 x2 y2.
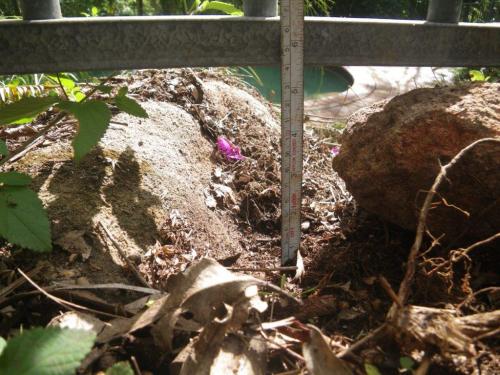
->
303 324 353 375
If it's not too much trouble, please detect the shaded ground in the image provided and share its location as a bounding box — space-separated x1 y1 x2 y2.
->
0 69 497 374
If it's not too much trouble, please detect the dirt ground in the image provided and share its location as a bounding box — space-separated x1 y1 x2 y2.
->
0 69 498 374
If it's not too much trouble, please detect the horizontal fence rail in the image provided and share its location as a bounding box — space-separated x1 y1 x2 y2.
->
0 16 499 74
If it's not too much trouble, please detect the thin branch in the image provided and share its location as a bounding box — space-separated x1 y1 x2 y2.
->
0 263 43 300
98 221 150 288
396 138 500 307
338 324 388 359
428 232 500 276
378 276 402 308
56 73 70 101
17 268 122 318
52 282 160 295
228 266 297 272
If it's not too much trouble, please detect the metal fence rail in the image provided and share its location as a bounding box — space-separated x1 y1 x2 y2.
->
1 16 499 74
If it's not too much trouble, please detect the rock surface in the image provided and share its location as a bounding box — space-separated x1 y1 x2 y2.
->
333 83 500 242
15 78 279 284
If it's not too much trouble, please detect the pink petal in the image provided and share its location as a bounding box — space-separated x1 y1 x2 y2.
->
217 136 244 161
331 145 340 157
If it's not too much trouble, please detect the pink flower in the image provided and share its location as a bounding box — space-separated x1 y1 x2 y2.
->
331 145 341 157
217 136 244 161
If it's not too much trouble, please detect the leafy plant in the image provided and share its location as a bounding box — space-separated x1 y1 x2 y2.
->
182 0 243 15
0 74 148 252
0 172 52 252
454 67 500 83
0 327 96 375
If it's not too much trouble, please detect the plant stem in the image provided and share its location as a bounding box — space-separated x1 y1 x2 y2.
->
56 73 70 100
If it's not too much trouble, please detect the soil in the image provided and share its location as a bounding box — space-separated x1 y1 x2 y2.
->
0 69 497 374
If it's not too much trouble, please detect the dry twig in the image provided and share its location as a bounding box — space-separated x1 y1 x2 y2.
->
17 268 122 318
396 138 500 308
98 221 150 288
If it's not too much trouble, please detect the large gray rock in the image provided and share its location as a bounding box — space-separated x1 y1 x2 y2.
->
333 83 500 242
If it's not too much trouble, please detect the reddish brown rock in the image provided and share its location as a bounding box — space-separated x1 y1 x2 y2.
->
333 83 500 242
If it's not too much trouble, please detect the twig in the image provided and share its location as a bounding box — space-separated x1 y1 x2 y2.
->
396 138 500 308
260 330 304 362
0 263 43 300
378 276 402 308
17 268 122 318
338 324 388 359
56 73 70 101
130 356 142 375
414 355 431 375
98 221 150 288
0 112 66 167
52 282 160 295
473 326 500 342
428 232 500 276
256 280 303 306
228 266 297 272
457 286 500 310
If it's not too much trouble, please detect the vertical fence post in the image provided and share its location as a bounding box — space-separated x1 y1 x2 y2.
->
427 0 463 23
20 0 62 20
243 0 278 17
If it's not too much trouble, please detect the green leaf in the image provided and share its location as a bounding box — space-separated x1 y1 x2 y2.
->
203 1 243 15
0 337 6 357
48 75 76 92
0 327 96 375
400 356 415 370
72 89 86 103
0 185 52 252
117 87 128 97
106 361 134 375
0 139 8 157
364 363 382 375
0 96 59 126
469 69 486 82
115 95 148 118
0 172 32 186
57 100 111 161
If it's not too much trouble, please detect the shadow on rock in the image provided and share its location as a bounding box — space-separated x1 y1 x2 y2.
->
44 148 107 239
103 146 161 251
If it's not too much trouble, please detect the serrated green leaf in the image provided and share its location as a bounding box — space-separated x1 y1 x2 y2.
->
0 186 52 252
57 100 111 161
115 95 148 118
400 356 415 370
0 172 32 186
0 96 59 126
0 327 96 375
0 337 6 357
106 361 134 375
0 139 7 156
364 363 382 375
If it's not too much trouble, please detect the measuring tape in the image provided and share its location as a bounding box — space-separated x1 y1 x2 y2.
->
280 0 304 265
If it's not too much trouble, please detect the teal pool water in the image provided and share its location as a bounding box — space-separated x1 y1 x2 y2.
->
236 66 353 103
